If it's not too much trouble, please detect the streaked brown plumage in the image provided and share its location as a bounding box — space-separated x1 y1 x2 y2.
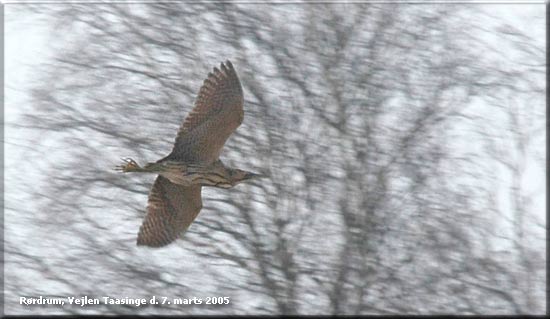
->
116 60 261 247
166 61 244 164
137 176 202 247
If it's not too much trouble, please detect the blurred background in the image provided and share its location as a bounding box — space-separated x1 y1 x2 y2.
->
5 2 545 315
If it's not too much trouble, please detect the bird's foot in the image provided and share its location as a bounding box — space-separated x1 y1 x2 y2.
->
114 158 141 172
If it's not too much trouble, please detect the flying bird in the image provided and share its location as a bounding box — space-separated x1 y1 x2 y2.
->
116 60 262 247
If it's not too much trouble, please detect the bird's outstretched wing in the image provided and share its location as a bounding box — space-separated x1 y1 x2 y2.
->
137 175 202 247
167 60 244 164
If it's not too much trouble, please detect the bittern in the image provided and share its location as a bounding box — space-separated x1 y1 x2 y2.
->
116 60 261 247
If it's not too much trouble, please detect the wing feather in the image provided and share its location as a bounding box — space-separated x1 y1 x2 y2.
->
137 175 202 247
166 60 244 164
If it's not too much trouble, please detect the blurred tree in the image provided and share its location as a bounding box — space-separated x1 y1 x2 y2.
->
5 3 545 315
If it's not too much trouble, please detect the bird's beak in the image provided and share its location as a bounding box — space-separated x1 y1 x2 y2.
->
244 172 267 180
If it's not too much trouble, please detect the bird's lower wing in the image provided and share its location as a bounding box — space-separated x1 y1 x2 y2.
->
137 176 202 247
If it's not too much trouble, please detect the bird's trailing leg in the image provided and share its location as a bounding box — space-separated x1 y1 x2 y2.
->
115 158 142 173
